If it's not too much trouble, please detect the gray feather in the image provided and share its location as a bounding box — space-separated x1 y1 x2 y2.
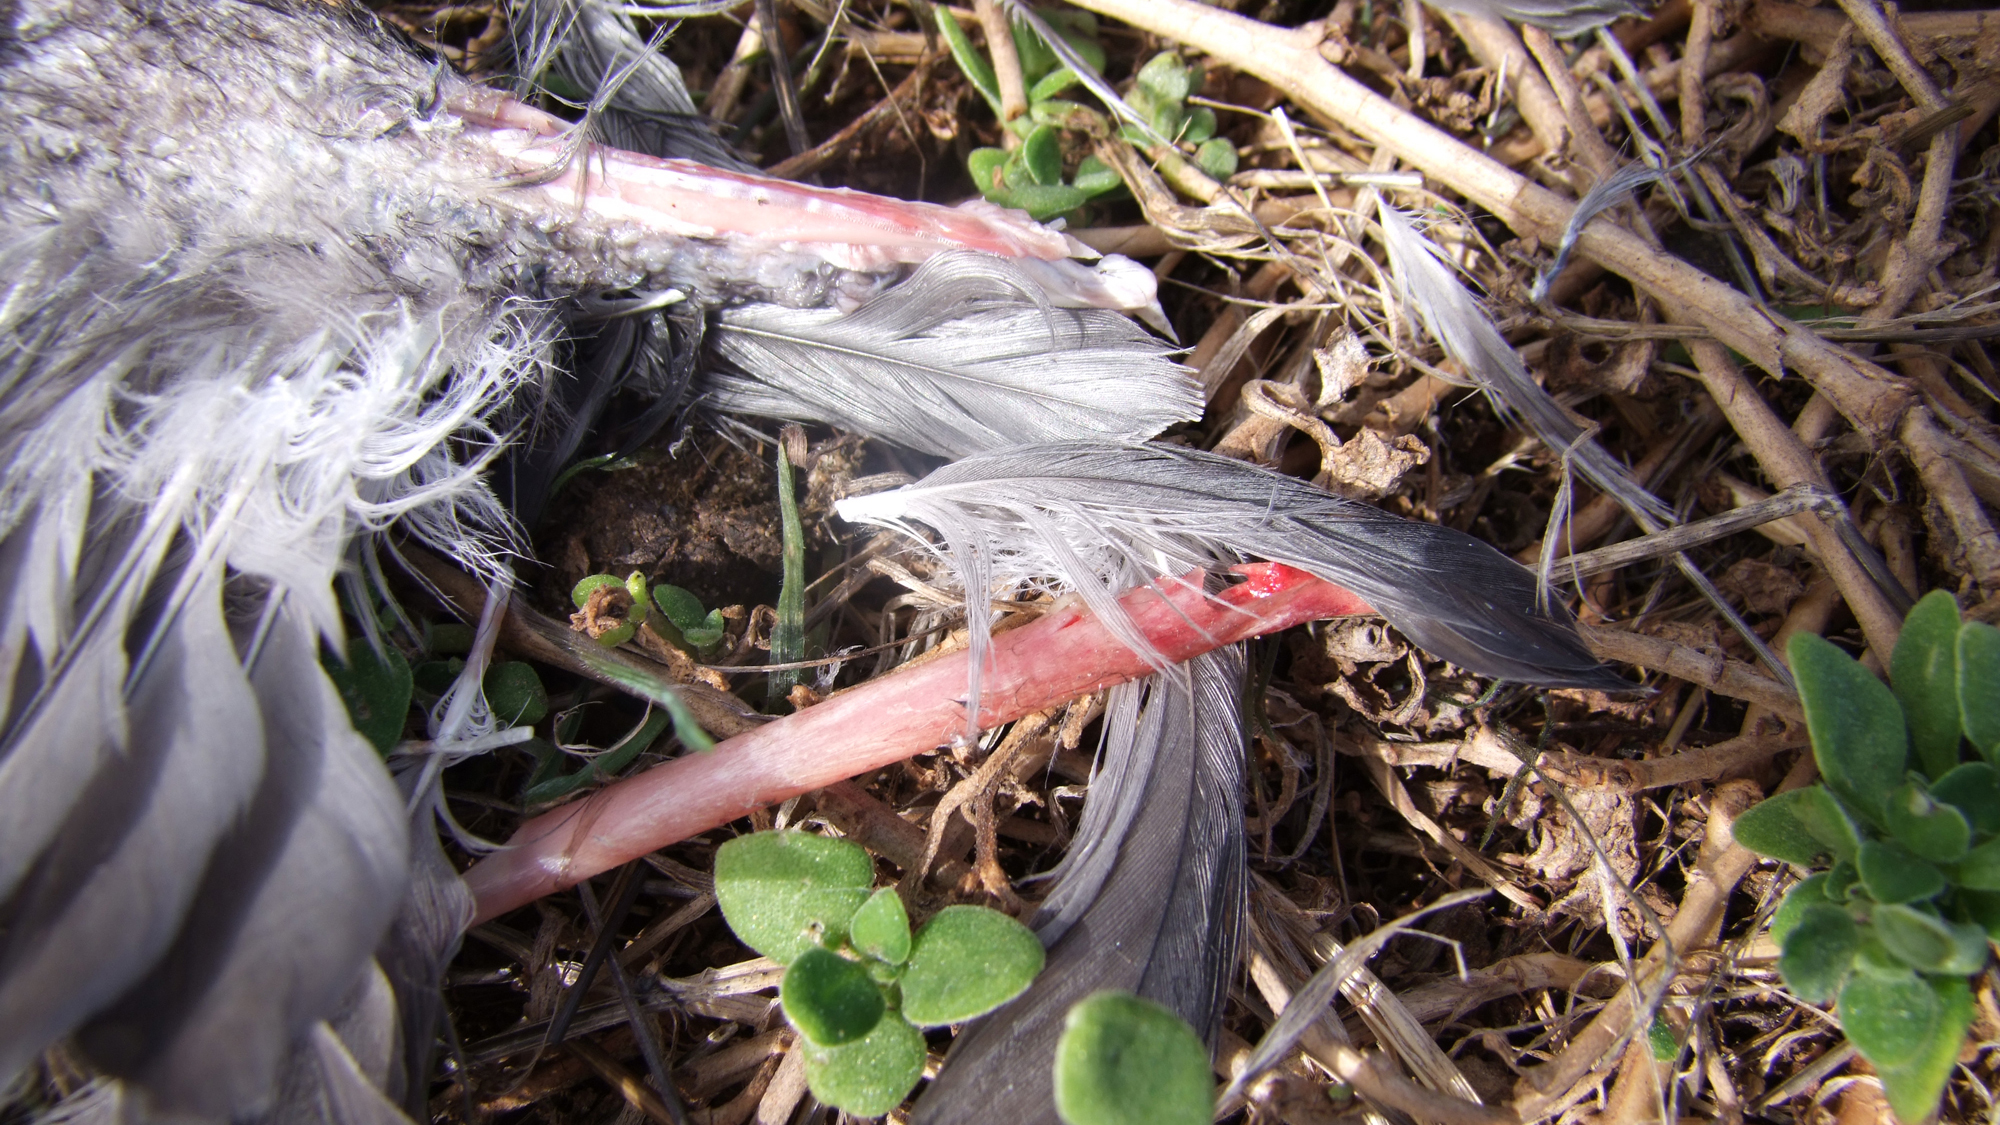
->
1419 0 1646 37
0 576 264 1087
912 649 1246 1125
837 441 1625 691
1376 202 1674 526
507 0 756 171
1530 162 1676 302
73 602 409 1120
708 253 1198 459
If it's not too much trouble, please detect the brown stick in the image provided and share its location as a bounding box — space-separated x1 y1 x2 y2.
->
1061 0 1914 443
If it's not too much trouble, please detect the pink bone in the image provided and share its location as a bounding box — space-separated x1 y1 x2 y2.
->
451 92 1077 267
464 563 1372 921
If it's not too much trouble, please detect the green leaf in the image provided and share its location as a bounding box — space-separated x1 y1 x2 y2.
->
1791 631 1910 827
850 887 911 966
900 905 1045 1027
1953 835 2000 890
1028 66 1082 103
1011 16 1060 83
1053 992 1211 1125
426 622 474 655
1194 138 1238 179
968 146 1010 194
936 8 1002 118
984 182 1095 222
768 436 807 706
1020 124 1064 186
1872 902 1991 974
571 573 626 609
1072 155 1121 195
1930 762 2000 833
1135 52 1194 103
1646 1015 1681 1062
650 584 707 631
782 947 886 1047
1180 106 1217 144
484 661 549 726
714 832 875 965
1826 859 1861 900
1858 839 1947 904
1779 903 1859 1002
324 639 413 756
1732 785 1860 866
1838 969 1941 1069
1771 873 1832 947
1883 782 1971 862
802 1013 927 1117
1892 591 1964 778
1959 622 2000 762
1869 975 1974 1125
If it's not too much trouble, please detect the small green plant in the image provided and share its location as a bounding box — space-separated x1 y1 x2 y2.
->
1733 590 2000 1123
937 7 1122 221
324 635 413 755
713 831 1045 1116
1052 991 1212 1125
1118 52 1238 180
571 571 727 656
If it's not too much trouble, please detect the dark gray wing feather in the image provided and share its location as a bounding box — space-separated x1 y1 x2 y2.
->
837 441 1625 689
911 648 1247 1124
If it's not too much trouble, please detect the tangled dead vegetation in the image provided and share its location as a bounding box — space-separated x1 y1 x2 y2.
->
356 0 2000 1121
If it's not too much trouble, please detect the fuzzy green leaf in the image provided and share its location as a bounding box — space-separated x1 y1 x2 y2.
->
1135 52 1194 103
1053 992 1212 1125
1791 632 1910 827
900 905 1045 1027
1872 903 1991 974
782 946 885 1046
571 573 624 609
1020 124 1064 186
1953 835 2000 891
714 832 875 965
1883 782 1971 862
850 887 911 967
1959 622 2000 762
1734 786 1859 866
485 661 548 726
1071 156 1119 196
1028 66 1082 103
1778 903 1859 1002
1180 106 1217 144
1930 762 2000 833
802 1014 927 1117
1892 591 1964 778
1858 839 1947 904
324 640 413 755
985 182 1095 222
1868 975 1974 1125
1770 873 1832 947
1838 969 1940 1069
1194 138 1239 179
